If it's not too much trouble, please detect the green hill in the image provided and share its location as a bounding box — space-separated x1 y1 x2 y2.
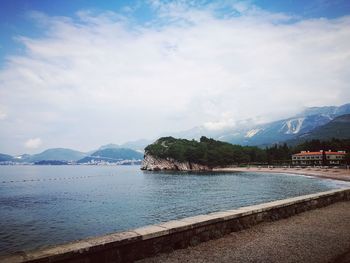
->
27 148 86 162
145 136 266 167
296 114 350 142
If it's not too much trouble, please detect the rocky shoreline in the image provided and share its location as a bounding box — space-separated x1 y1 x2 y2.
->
141 152 350 183
141 155 350 182
141 154 211 171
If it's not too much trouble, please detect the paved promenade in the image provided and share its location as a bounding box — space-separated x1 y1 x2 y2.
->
139 201 350 263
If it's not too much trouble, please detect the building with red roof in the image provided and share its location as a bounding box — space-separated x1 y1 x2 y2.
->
292 150 346 166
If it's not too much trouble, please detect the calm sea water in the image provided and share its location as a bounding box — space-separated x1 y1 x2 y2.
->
0 165 347 255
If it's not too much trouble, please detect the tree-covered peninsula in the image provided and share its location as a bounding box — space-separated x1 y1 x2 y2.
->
142 136 266 170
142 137 350 171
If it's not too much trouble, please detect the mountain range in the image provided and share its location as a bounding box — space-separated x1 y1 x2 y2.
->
1 147 143 164
170 103 350 146
292 114 350 143
97 139 150 152
1 103 350 164
77 148 143 164
24 148 86 162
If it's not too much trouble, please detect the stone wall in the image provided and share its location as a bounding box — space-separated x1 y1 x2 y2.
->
3 188 350 263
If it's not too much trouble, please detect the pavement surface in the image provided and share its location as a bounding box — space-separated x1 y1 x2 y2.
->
138 201 350 263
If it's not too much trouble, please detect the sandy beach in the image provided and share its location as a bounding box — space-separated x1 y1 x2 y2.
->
140 167 350 263
214 167 350 182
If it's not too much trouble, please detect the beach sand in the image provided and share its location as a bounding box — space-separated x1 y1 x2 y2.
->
214 166 350 182
139 166 350 263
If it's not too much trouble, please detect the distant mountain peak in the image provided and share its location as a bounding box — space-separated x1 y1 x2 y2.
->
244 128 262 138
172 103 350 146
291 113 350 143
77 147 143 164
98 143 120 150
298 103 350 117
279 117 305 134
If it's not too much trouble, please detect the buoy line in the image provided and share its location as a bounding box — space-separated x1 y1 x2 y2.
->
1 174 117 184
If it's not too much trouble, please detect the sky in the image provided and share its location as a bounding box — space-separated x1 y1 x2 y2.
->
0 0 350 155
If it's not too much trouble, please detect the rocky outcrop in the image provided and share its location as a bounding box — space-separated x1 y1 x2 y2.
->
141 153 211 171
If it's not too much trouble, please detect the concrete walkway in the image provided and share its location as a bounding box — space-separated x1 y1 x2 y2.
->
138 201 350 263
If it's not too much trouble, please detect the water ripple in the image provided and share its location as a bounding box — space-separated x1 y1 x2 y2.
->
0 165 341 256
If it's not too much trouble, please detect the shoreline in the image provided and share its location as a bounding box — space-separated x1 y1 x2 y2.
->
2 188 349 263
140 200 350 263
214 167 350 182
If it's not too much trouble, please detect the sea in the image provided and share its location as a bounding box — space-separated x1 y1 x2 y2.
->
0 165 347 255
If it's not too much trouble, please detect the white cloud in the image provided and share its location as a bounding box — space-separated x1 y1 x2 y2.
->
0 110 6 120
24 138 42 149
0 1 350 154
203 120 233 131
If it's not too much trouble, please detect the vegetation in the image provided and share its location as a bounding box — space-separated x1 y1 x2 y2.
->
145 137 350 166
295 139 350 165
294 114 350 141
293 138 350 153
145 136 265 167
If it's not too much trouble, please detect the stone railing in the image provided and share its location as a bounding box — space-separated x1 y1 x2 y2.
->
2 188 350 263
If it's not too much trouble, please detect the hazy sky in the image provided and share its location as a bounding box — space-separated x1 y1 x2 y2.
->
0 0 350 155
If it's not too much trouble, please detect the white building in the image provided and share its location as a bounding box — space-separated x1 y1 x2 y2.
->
292 150 346 166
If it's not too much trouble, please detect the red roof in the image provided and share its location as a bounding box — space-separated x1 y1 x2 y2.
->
293 151 346 156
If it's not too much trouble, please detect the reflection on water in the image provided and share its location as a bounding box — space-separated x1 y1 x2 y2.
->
0 165 344 255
